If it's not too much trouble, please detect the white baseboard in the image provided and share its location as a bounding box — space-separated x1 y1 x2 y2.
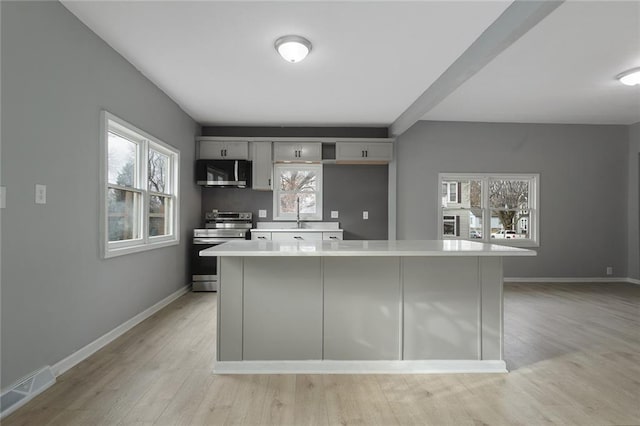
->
213 360 508 375
51 284 190 377
504 277 636 284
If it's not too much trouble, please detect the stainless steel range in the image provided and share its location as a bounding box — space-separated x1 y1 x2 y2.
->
191 211 252 291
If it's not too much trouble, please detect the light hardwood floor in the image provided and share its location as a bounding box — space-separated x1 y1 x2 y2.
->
4 282 639 425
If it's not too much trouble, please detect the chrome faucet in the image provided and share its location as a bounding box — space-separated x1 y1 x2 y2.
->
296 197 301 228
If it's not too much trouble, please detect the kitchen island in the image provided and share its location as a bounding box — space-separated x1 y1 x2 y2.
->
201 240 535 374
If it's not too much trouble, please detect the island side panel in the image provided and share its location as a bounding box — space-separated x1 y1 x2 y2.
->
403 257 480 360
243 257 323 360
218 256 244 361
480 257 503 360
323 257 402 360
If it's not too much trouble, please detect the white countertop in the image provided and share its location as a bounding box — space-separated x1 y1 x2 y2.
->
200 240 537 257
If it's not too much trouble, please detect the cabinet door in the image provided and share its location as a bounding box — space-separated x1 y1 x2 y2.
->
273 142 321 162
251 231 272 240
335 143 367 161
273 143 298 162
199 141 226 159
271 232 323 241
298 143 321 161
222 141 249 159
322 231 343 241
336 142 393 163
364 143 393 162
199 141 248 159
251 142 273 190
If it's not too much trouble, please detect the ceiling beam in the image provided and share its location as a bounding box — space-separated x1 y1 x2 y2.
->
389 0 564 137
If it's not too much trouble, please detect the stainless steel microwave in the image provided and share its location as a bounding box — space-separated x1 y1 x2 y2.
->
196 159 252 188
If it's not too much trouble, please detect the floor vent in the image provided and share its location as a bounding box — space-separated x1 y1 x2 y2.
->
0 366 55 419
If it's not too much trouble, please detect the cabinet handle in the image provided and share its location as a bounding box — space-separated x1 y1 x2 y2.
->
294 236 303 240
258 236 267 240
365 150 368 157
224 149 228 156
362 150 365 158
268 178 271 186
221 149 224 157
329 236 338 239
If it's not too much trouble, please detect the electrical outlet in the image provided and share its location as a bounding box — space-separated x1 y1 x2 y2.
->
606 266 613 276
331 211 339 218
363 211 368 220
35 184 46 204
259 209 267 218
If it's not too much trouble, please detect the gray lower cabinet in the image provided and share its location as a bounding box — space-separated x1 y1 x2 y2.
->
242 257 323 360
323 257 401 360
403 257 480 360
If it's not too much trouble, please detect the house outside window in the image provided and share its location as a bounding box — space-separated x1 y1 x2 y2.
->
273 164 323 221
438 173 539 246
101 111 180 258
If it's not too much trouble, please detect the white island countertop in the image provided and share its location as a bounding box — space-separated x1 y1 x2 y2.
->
201 239 536 257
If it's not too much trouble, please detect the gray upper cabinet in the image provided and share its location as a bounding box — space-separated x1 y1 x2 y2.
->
273 142 322 162
252 142 273 191
336 142 393 164
199 140 249 160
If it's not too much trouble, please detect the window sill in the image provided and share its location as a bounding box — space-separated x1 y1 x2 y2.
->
104 238 179 259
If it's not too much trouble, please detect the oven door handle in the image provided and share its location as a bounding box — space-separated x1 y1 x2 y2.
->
193 238 232 245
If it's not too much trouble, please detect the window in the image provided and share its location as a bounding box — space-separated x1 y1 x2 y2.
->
273 164 322 221
438 173 539 246
101 111 180 258
442 181 460 204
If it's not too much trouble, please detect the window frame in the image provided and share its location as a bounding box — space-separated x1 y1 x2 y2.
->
272 163 323 221
100 111 180 258
438 173 539 247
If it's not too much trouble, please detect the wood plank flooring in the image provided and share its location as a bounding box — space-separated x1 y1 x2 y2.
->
4 282 639 425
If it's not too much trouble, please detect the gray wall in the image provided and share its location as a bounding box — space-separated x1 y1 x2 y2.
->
1 1 201 387
629 122 640 280
396 121 628 279
202 164 388 240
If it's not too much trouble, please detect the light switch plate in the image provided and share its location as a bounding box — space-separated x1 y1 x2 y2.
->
331 211 339 218
258 209 267 218
0 186 6 209
35 184 46 204
363 211 368 220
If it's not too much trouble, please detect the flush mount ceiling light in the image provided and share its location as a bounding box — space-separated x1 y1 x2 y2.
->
616 67 640 86
275 35 312 63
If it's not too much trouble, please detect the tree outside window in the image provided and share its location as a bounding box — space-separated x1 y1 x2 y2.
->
273 164 323 220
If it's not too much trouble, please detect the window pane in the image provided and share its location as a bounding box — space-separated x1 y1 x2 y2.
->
148 149 169 193
489 179 529 209
443 209 483 239
279 170 317 192
442 179 481 207
149 195 170 236
108 132 137 187
490 210 529 239
279 193 317 214
108 188 140 241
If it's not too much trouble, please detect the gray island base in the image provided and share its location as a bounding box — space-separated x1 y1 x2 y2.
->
201 240 536 374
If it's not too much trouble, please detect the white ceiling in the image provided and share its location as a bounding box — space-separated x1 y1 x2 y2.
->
62 1 640 130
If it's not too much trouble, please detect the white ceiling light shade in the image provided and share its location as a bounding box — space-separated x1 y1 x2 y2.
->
275 35 312 63
616 67 640 86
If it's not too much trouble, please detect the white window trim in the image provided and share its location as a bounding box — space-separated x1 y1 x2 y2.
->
437 173 539 247
100 111 180 258
273 163 323 221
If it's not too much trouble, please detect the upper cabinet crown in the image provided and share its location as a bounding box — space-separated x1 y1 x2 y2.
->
198 139 249 160
335 142 393 164
273 142 322 162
